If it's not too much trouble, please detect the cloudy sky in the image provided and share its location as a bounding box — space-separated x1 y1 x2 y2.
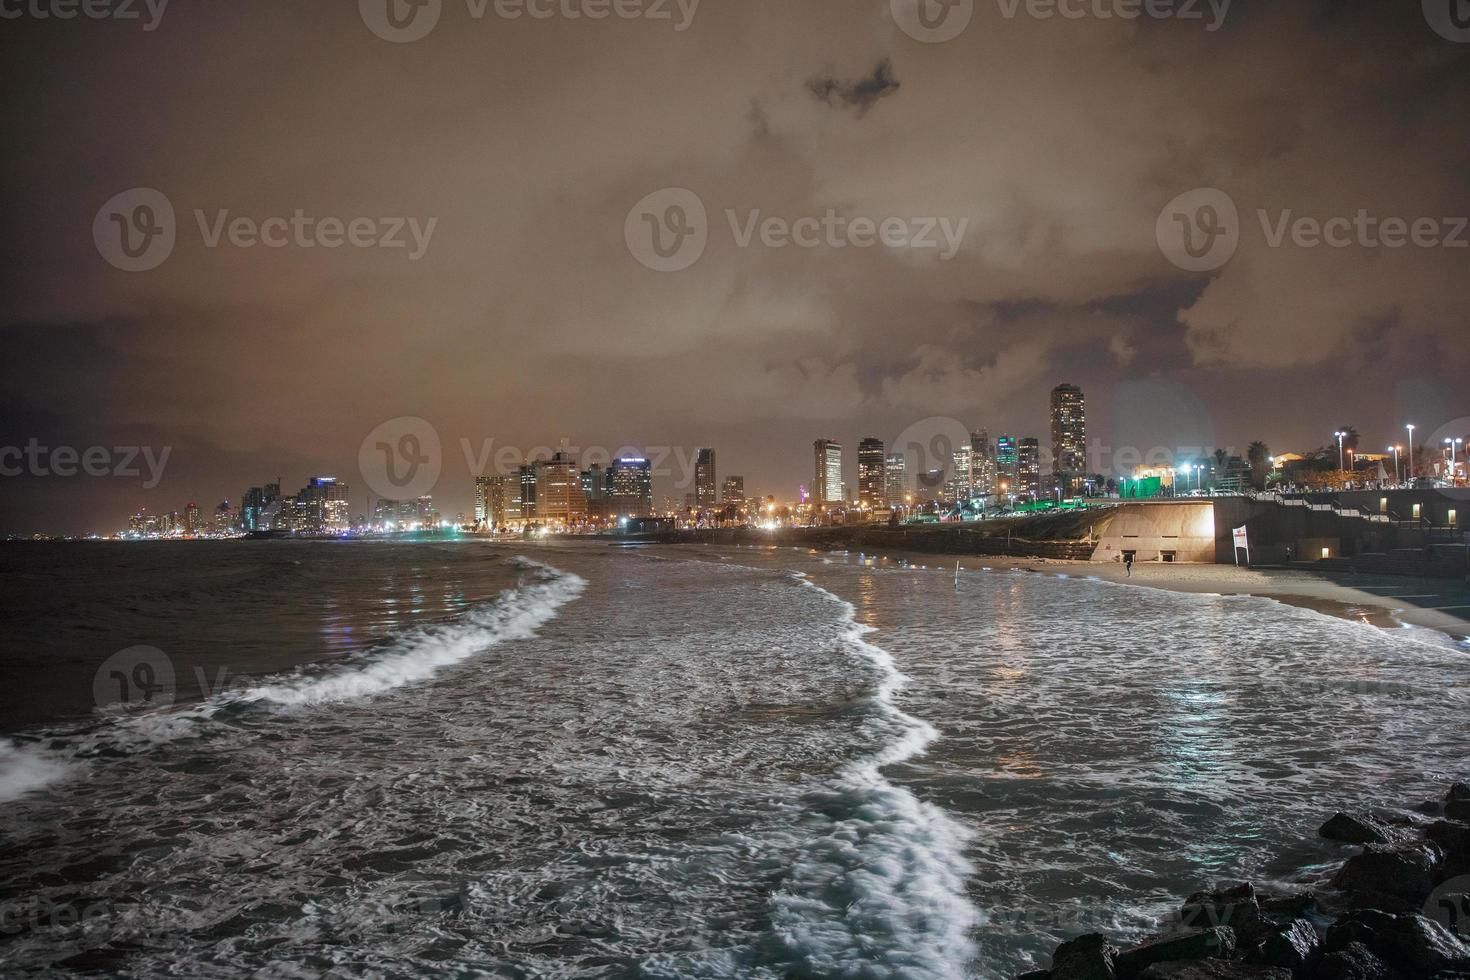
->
2 0 1468 532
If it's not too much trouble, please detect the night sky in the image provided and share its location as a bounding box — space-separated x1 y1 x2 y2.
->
2 0 1467 533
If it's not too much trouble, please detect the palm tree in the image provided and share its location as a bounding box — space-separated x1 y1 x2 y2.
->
1247 441 1270 488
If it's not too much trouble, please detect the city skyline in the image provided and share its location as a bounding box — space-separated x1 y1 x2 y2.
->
3 4 1467 534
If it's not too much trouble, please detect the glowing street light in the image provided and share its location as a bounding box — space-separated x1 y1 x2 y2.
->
1388 445 1402 485
1406 424 1416 480
1334 431 1347 472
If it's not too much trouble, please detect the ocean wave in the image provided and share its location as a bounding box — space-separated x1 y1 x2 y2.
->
0 741 70 803
5 558 586 791
764 573 979 979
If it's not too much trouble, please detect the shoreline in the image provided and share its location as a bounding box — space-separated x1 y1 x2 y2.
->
787 546 1470 644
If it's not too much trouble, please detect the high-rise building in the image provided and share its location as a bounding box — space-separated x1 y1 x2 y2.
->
610 456 653 517
721 475 745 505
884 453 907 507
299 476 351 532
183 501 201 534
518 465 538 520
813 439 843 504
857 438 885 507
1050 384 1087 495
948 444 973 501
534 452 587 524
970 430 996 497
1018 437 1042 498
694 449 717 509
996 436 1019 495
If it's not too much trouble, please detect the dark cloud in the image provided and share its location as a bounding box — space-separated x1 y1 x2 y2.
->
807 58 900 115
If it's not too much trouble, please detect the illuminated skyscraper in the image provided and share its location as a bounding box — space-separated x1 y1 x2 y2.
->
970 430 996 496
813 439 843 504
857 437 885 507
519 465 537 520
996 436 1019 494
1018 437 1042 498
721 475 745 505
534 452 587 524
884 453 907 507
1050 384 1087 494
610 456 653 517
694 448 717 508
948 444 973 501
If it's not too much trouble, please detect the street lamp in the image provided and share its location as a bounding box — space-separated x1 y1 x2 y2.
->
1445 437 1462 483
1406 424 1416 480
1334 431 1347 472
1389 445 1402 485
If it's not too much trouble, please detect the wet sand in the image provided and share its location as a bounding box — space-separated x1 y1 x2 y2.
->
822 548 1470 642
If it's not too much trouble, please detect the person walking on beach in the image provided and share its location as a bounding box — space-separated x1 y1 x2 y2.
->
1124 552 1134 577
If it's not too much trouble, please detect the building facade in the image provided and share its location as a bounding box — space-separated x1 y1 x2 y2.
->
534 452 587 524
857 437 885 507
814 439 843 505
1050 384 1087 495
884 453 907 507
695 448 718 509
610 456 653 517
1018 437 1042 498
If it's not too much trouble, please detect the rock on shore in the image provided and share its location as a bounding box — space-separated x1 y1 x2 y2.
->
1015 783 1470 980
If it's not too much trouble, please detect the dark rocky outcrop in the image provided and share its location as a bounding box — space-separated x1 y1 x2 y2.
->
1014 781 1470 980
1050 932 1119 980
1311 941 1401 980
1138 963 1291 978
1331 843 1441 901
1321 813 1393 846
1116 928 1236 979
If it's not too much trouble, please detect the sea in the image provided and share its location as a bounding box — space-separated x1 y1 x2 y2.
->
2 539 1469 978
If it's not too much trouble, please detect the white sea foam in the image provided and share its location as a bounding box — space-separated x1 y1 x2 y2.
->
14 559 587 775
0 741 71 803
766 573 980 978
229 559 584 707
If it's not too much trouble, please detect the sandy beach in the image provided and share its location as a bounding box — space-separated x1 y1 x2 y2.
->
823 548 1470 642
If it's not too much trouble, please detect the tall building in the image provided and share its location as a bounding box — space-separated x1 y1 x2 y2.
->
996 436 1019 494
518 465 538 520
694 448 718 509
610 455 653 517
884 453 907 507
948 444 973 501
1050 384 1087 495
970 430 997 497
857 438 885 507
534 452 587 524
1018 438 1042 498
295 477 351 532
721 475 745 505
813 439 843 504
183 501 201 534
